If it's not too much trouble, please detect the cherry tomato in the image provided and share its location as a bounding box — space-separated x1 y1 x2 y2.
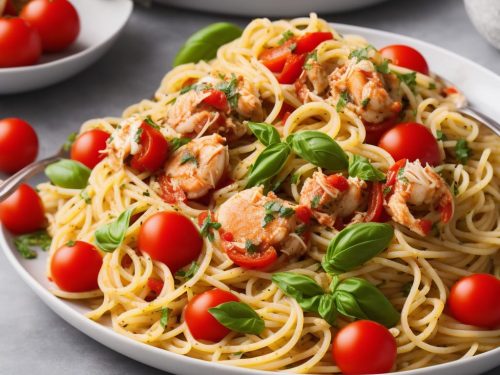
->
326 174 349 192
147 277 164 296
138 211 203 272
224 242 278 269
70 129 109 169
332 320 397 374
0 118 38 174
0 184 45 234
363 115 398 145
158 175 187 204
202 89 229 112
278 102 295 124
185 288 239 342
0 17 41 68
378 122 441 166
295 205 312 224
50 241 102 292
364 182 384 223
278 53 306 84
448 274 500 328
20 0 80 53
259 41 294 73
130 122 169 172
379 44 429 75
294 32 333 54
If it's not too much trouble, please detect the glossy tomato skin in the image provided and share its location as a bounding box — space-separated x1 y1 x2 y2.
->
70 129 109 169
379 44 429 75
0 184 45 234
185 289 239 341
378 122 441 166
0 18 41 68
130 123 169 173
0 118 39 174
138 211 203 272
448 274 500 328
332 320 397 374
50 241 102 292
20 0 80 52
225 244 278 269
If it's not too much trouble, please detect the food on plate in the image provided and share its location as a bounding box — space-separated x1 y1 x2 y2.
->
0 117 38 173
4 13 499 373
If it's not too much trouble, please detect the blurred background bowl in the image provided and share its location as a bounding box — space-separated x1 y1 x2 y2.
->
464 0 500 50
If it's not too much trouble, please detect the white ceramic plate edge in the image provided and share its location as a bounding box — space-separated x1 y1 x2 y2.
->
1 23 499 375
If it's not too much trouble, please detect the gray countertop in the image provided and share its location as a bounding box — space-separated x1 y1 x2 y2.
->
0 0 499 374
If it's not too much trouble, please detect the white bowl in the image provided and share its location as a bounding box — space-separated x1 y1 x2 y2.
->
0 0 133 95
154 0 389 17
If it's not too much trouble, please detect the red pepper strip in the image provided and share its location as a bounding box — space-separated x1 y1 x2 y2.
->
294 32 334 54
202 89 229 112
278 53 307 84
364 182 384 223
385 159 407 187
259 40 295 73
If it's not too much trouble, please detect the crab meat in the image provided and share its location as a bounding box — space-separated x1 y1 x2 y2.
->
106 116 144 168
295 58 330 103
159 134 228 200
384 160 454 236
217 187 306 257
299 171 367 227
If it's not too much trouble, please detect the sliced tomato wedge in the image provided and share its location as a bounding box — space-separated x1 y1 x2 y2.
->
326 174 349 192
158 175 186 204
295 205 313 224
385 159 407 187
295 32 333 54
202 89 229 112
130 122 169 172
224 242 278 269
259 41 294 73
364 115 399 145
147 277 164 295
364 182 384 223
278 53 307 84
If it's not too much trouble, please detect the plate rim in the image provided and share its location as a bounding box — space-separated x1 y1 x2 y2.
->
1 21 499 375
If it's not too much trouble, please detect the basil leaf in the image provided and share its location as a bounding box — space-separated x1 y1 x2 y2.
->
272 272 325 312
248 122 281 146
297 295 323 313
246 142 291 188
208 301 264 335
333 277 400 327
45 159 91 189
14 230 52 259
318 294 337 325
173 23 243 66
455 139 471 165
322 222 394 274
348 155 385 182
290 131 348 171
169 137 191 152
160 307 169 328
95 208 133 252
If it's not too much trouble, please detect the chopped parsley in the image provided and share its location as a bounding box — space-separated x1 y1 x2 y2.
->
245 240 258 253
375 59 390 74
349 45 375 62
361 97 371 108
215 74 239 109
180 152 198 166
436 130 447 141
63 132 78 152
428 82 437 90
80 190 91 204
336 91 350 112
295 224 307 235
261 201 295 227
200 212 221 242
396 72 417 92
278 30 294 45
14 231 52 259
144 116 161 130
133 127 143 144
160 307 170 328
383 186 392 196
303 50 318 71
176 261 200 279
397 168 409 183
169 137 191 152
289 42 297 52
455 139 471 165
262 213 275 228
66 240 76 247
143 190 150 197
291 173 300 184
311 195 321 208
451 181 459 196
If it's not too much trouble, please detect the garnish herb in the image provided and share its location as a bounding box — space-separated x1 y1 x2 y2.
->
396 72 417 92
383 186 392 196
143 190 150 197
248 122 281 147
397 167 409 183
176 261 200 279
349 45 375 62
428 82 437 90
348 155 385 182
436 130 447 141
133 127 143 144
244 240 258 253
200 213 221 242
361 97 371 108
160 307 170 328
208 301 265 335
144 116 161 130
63 132 77 152
262 201 294 227
169 137 191 152
376 59 390 74
246 142 291 189
336 91 349 112
401 282 413 296
303 50 318 70
180 152 198 166
215 74 239 109
451 181 459 196
80 190 91 204
14 230 52 259
94 208 133 252
278 30 294 45
45 159 91 189
288 42 297 52
455 139 471 164
322 222 394 274
311 195 321 209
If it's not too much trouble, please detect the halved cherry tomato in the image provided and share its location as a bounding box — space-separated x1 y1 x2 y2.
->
363 115 398 145
278 102 295 124
224 242 278 269
0 17 41 67
185 288 239 342
259 41 294 73
158 175 186 204
130 122 169 172
379 122 441 166
448 274 500 328
70 129 109 169
364 182 384 223
202 89 229 112
138 211 203 272
295 205 312 224
0 184 45 234
295 32 333 54
379 44 429 75
147 277 164 296
50 241 102 292
326 174 349 192
0 118 39 174
332 320 397 374
278 53 306 84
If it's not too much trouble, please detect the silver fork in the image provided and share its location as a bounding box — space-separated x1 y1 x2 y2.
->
0 146 68 202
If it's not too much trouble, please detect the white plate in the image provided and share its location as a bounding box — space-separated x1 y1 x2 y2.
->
1 23 500 375
155 0 389 17
0 0 133 95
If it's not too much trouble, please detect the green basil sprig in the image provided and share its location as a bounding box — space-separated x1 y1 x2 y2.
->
95 208 133 252
208 301 264 335
333 277 400 327
173 23 243 66
45 159 91 189
322 223 394 275
272 272 325 312
246 142 291 188
348 155 385 182
248 122 281 146
289 131 348 171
